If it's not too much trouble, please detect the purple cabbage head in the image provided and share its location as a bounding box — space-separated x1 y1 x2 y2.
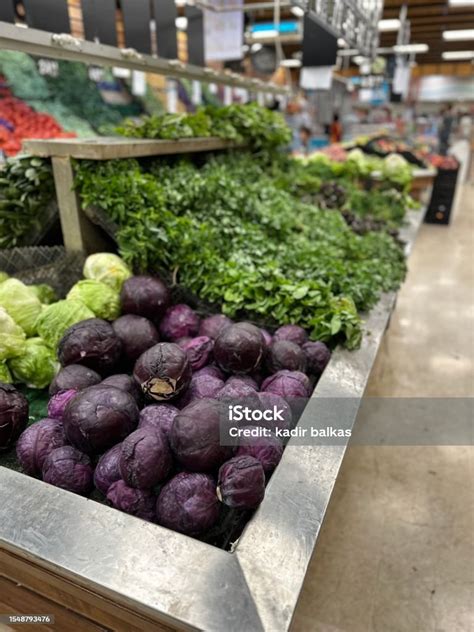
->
58 318 122 374
112 314 160 362
198 314 233 340
107 479 156 522
49 364 101 396
170 398 232 472
119 427 172 489
16 418 67 476
302 341 331 375
193 365 225 381
225 375 258 391
133 342 192 402
236 427 283 474
156 472 219 535
47 389 78 420
261 370 311 399
214 322 265 374
177 373 225 408
93 443 123 495
217 380 260 410
260 328 273 347
217 455 265 509
120 276 170 323
101 374 142 404
159 304 200 341
0 382 29 451
266 340 307 373
273 325 308 347
178 336 214 371
63 385 138 454
42 445 94 496
138 404 179 439
257 392 292 432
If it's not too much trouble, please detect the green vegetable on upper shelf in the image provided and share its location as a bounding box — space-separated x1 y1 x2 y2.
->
83 253 132 291
8 337 58 390
67 280 121 321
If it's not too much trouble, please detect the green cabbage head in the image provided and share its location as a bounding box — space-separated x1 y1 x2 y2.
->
0 278 42 336
0 306 26 361
0 361 13 383
35 299 95 349
9 337 58 389
83 253 132 292
67 279 120 321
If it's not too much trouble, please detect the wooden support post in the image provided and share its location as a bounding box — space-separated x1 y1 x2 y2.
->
51 156 111 254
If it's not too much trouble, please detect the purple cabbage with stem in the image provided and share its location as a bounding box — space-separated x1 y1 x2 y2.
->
133 342 192 402
217 455 265 509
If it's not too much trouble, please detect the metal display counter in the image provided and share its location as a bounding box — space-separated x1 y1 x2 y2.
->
0 209 424 631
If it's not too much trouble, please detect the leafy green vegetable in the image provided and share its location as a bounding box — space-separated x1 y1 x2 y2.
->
8 337 58 389
67 279 121 320
0 156 55 249
0 278 42 336
35 299 95 349
0 361 13 383
83 252 132 291
30 283 57 305
0 307 26 361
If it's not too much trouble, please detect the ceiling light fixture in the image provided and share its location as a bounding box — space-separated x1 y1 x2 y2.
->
442 50 474 59
175 16 188 30
443 29 474 40
290 6 305 17
394 43 429 53
378 19 401 32
448 0 474 6
337 38 348 47
280 58 302 67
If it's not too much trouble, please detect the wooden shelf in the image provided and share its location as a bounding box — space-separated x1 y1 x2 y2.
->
23 137 242 161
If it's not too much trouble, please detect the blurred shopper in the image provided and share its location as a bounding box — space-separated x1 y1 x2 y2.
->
438 104 455 155
299 126 312 155
329 113 342 144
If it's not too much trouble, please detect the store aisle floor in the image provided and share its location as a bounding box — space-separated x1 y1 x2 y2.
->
291 184 474 632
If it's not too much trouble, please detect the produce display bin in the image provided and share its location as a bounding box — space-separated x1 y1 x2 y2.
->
424 165 460 225
0 209 424 631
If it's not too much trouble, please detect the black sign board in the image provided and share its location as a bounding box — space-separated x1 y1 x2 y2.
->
185 6 205 67
23 0 70 33
0 0 15 23
153 0 178 59
81 0 117 46
302 13 338 67
121 0 152 54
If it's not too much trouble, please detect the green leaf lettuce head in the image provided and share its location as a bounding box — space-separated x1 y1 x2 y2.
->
35 299 95 349
0 361 13 383
83 252 132 291
8 337 58 389
29 283 57 305
0 272 9 283
0 278 42 336
67 279 121 321
0 307 26 361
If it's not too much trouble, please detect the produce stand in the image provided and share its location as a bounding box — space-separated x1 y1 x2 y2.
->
0 208 424 631
22 137 243 253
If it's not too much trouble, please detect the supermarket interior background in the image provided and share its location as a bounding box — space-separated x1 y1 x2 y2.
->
0 1 472 631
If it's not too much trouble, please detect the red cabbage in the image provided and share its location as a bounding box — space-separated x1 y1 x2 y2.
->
112 314 160 361
193 365 225 381
260 328 273 347
42 446 94 496
236 427 283 473
178 335 214 370
302 341 331 375
0 382 29 451
177 373 225 408
16 418 67 476
63 385 139 454
107 479 156 522
257 392 292 432
101 374 143 404
93 443 123 495
58 318 122 374
217 455 265 509
156 472 219 535
198 314 233 339
261 370 311 399
47 389 78 421
159 304 200 341
138 404 179 439
170 398 233 472
214 322 265 374
133 342 192 402
266 340 307 373
49 364 101 396
273 325 308 346
119 427 172 489
120 276 170 323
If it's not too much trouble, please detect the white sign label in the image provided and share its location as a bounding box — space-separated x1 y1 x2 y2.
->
204 0 243 62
